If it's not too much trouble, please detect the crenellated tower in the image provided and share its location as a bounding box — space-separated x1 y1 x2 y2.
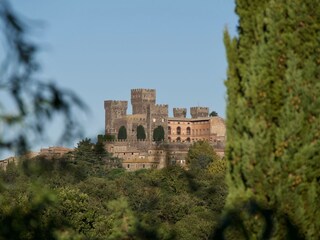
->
104 100 128 135
173 108 187 118
131 89 156 114
190 107 209 118
147 104 169 141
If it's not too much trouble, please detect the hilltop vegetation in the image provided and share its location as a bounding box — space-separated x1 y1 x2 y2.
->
0 139 226 239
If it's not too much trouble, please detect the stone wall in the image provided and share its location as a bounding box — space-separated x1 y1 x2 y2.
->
131 89 156 114
173 108 187 118
104 100 128 135
190 107 209 118
106 140 225 171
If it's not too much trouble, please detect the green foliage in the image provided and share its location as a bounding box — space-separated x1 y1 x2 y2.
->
153 126 165 142
208 158 226 176
105 134 116 141
95 136 108 156
209 111 218 117
0 155 227 239
0 181 67 240
72 138 122 176
224 0 320 238
137 125 146 140
186 141 220 170
117 126 127 140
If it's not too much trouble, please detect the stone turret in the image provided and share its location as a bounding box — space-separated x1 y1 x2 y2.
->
173 108 187 118
190 107 209 118
104 100 128 135
131 89 156 114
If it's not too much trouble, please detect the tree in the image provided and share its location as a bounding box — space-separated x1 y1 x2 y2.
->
117 126 127 140
136 125 146 140
0 1 86 155
186 141 220 170
153 126 165 142
209 111 218 117
0 2 87 239
223 0 320 238
95 135 108 156
74 138 94 160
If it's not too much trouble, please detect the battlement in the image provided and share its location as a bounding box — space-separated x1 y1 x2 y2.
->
131 89 156 93
131 89 156 114
190 107 209 110
190 107 209 118
131 89 156 100
153 104 169 115
173 108 187 118
104 100 128 109
155 104 168 108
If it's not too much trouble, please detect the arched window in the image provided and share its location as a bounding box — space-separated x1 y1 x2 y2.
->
176 137 181 142
186 137 191 142
187 127 191 135
168 137 171 142
177 126 181 135
168 126 171 135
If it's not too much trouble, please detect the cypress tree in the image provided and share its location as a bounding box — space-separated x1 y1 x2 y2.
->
153 126 165 142
117 126 127 140
136 125 146 140
224 0 320 238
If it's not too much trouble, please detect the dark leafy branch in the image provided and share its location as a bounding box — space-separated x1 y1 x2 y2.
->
0 0 87 154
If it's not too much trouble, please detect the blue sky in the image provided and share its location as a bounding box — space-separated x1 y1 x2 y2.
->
9 0 238 148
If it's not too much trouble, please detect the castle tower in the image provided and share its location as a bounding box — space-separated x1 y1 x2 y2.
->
151 104 169 141
190 107 209 118
173 108 187 118
131 89 156 114
104 100 128 135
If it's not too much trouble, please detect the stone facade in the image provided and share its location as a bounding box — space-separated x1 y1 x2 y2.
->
0 147 73 170
104 88 226 171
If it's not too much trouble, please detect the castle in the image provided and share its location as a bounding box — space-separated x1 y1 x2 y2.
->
104 89 226 171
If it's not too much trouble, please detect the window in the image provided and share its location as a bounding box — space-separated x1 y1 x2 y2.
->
187 127 191 135
176 137 181 142
177 126 181 135
168 126 171 135
186 137 191 142
143 164 145 168
127 164 130 168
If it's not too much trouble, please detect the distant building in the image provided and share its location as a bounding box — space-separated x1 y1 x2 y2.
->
104 88 226 171
0 147 73 170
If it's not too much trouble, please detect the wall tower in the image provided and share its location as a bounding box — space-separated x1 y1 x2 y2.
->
173 108 187 118
131 89 156 114
190 107 209 118
104 100 128 135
